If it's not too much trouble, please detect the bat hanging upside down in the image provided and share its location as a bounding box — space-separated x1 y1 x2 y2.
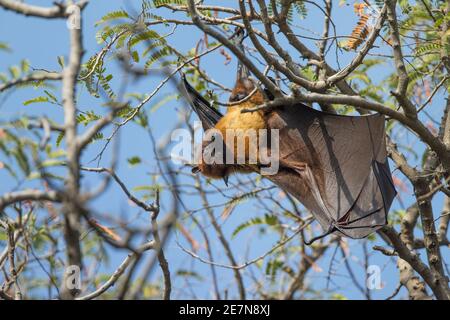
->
180 32 396 244
191 72 269 180
187 66 305 183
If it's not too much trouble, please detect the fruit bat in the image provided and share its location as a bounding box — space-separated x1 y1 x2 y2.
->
180 39 396 245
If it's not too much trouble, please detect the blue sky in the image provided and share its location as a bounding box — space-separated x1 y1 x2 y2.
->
0 0 448 300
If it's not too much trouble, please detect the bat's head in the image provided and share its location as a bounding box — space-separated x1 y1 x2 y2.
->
191 138 230 184
193 161 229 181
229 78 265 106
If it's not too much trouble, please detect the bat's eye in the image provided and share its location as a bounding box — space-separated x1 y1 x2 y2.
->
230 92 247 102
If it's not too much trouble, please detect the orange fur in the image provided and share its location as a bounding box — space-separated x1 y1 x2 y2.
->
198 79 267 179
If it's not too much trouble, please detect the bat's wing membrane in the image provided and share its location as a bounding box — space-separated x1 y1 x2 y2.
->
180 74 223 129
266 104 396 241
180 75 396 243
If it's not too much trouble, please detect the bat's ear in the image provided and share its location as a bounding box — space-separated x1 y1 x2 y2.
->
262 76 278 101
234 26 245 45
191 166 200 174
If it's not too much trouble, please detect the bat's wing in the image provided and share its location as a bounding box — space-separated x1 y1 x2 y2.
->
266 104 396 243
180 74 223 130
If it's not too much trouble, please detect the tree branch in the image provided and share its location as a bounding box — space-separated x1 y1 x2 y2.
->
185 0 281 97
326 4 387 87
386 0 417 118
0 72 61 92
0 0 88 19
150 191 171 300
398 204 432 299
380 226 449 299
0 189 61 211
60 3 85 299
275 0 358 97
414 178 449 299
76 241 155 300
240 0 320 92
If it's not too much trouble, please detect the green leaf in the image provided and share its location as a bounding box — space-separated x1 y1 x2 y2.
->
176 269 204 281
76 111 101 126
132 185 154 192
331 293 348 300
144 47 172 70
153 0 186 7
23 96 49 106
57 56 65 69
38 159 66 168
0 72 8 83
127 156 142 166
232 214 279 238
150 94 177 113
398 0 412 14
98 74 116 99
128 30 161 49
134 111 148 128
265 259 284 280
415 43 441 55
90 132 104 142
48 149 66 158
44 90 58 103
12 147 30 175
96 10 130 26
21 59 30 73
293 1 307 19
0 42 10 52
0 161 17 180
9 66 20 79
131 50 140 63
56 131 65 147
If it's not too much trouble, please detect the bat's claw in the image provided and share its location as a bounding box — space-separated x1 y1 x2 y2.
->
192 166 200 174
223 175 229 187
